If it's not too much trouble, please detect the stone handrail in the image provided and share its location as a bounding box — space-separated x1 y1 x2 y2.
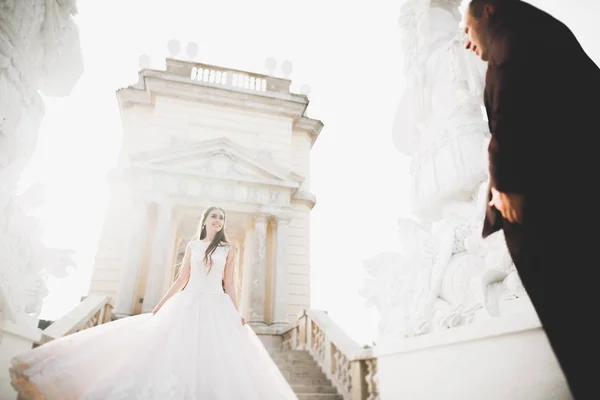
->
39 295 112 344
282 309 379 400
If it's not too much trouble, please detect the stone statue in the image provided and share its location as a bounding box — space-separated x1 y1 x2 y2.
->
0 186 76 322
362 0 524 345
392 0 488 218
0 0 83 322
0 0 83 206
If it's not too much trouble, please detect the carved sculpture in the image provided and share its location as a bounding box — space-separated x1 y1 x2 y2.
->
362 0 524 344
0 0 83 322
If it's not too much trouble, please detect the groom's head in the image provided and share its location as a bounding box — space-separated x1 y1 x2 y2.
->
464 0 516 61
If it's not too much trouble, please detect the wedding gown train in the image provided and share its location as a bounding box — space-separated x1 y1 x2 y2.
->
10 240 298 399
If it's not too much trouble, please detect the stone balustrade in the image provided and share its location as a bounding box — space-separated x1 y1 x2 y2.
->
23 300 379 399
282 309 380 400
164 59 292 93
40 295 112 345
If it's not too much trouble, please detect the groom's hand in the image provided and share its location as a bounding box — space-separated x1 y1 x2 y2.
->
489 187 524 224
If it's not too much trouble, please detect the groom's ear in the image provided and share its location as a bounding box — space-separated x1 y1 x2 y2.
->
484 3 497 19
468 0 499 20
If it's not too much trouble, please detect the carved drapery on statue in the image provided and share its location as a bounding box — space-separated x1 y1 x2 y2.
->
392 0 489 219
0 190 76 321
0 0 83 322
363 0 524 345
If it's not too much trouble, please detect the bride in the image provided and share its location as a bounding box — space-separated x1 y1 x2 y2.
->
10 206 298 400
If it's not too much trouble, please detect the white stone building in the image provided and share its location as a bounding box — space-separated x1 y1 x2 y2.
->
88 57 323 331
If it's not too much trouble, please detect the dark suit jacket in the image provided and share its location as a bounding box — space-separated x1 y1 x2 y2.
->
482 0 600 238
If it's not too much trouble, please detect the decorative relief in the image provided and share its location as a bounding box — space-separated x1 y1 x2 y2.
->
269 190 281 204
154 150 282 184
134 170 291 208
130 140 300 209
186 180 289 206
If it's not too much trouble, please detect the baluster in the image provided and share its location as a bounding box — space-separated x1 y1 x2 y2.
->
365 359 379 400
312 324 325 363
333 349 352 396
291 326 298 349
306 318 313 352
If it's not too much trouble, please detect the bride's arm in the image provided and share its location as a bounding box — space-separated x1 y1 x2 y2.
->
152 242 192 314
223 246 240 313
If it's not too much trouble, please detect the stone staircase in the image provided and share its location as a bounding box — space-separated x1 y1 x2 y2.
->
269 348 342 400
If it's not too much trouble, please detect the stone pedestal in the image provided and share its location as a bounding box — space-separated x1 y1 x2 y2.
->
0 314 42 399
248 215 267 326
114 201 149 317
142 203 173 313
375 298 570 400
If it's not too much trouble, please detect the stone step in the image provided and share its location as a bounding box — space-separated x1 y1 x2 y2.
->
272 355 316 364
268 348 312 354
276 360 320 368
291 384 338 394
278 364 328 374
297 394 343 400
287 377 334 386
270 351 315 361
268 348 341 399
280 369 329 380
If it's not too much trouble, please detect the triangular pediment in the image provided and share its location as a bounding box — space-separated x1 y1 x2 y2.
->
131 137 303 189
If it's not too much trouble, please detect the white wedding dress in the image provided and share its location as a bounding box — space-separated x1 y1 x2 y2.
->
10 240 298 400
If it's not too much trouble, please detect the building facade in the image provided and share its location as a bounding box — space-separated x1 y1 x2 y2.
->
89 58 322 331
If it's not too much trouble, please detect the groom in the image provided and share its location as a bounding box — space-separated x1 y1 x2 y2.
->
464 0 600 398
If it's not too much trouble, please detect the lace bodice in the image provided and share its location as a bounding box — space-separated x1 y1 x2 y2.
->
184 240 232 294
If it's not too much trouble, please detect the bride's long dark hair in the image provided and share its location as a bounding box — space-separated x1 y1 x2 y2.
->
195 206 230 272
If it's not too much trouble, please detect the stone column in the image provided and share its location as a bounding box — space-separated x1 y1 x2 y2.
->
236 243 244 298
240 231 254 320
114 200 149 317
142 203 173 313
248 215 268 326
272 216 290 327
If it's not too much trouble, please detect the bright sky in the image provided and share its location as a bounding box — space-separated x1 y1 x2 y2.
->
19 0 600 346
